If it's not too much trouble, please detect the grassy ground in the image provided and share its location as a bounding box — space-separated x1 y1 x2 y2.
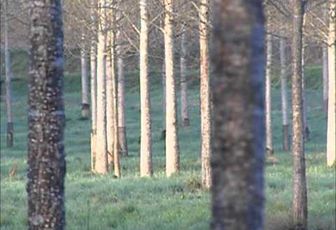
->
0 73 335 230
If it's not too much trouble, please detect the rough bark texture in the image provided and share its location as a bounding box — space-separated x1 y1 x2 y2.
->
81 34 90 119
28 0 66 228
291 0 308 228
199 0 211 189
95 0 108 174
180 24 190 127
327 0 335 167
164 0 180 176
140 0 153 177
211 0 265 229
322 45 328 115
4 0 14 147
265 33 273 156
280 38 290 151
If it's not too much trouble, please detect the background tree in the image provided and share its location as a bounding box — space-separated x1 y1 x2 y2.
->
211 0 265 228
28 0 66 228
80 33 90 119
265 33 273 156
180 15 189 127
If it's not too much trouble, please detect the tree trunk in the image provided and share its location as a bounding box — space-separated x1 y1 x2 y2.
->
4 0 14 148
280 37 290 151
28 0 66 228
327 0 335 167
292 0 308 228
81 34 90 120
302 41 310 141
90 0 97 172
265 33 273 156
211 1 265 229
199 0 211 189
164 0 180 176
95 0 108 174
180 24 190 127
139 0 153 177
322 45 328 115
161 61 166 141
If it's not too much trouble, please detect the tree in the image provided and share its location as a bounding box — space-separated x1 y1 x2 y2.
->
291 0 308 228
164 0 180 176
199 0 211 189
28 0 66 228
140 0 153 177
211 0 265 229
322 43 328 115
4 0 14 147
81 33 90 119
265 33 273 155
327 0 335 166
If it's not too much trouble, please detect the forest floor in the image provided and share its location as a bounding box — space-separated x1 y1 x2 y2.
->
0 73 335 230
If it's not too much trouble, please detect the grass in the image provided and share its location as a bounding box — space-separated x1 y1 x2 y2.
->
0 68 335 229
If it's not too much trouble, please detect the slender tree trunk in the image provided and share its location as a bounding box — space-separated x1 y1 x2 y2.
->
265 33 273 156
95 0 108 174
180 24 190 127
322 45 328 115
28 0 66 228
327 0 336 167
280 38 290 151
164 0 180 176
302 41 310 141
292 0 308 228
199 0 211 189
211 1 265 228
81 34 90 119
90 0 97 172
161 60 166 141
4 0 14 148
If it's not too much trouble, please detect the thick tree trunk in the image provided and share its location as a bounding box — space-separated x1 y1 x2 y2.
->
265 33 273 156
327 0 335 167
322 45 328 115
211 1 265 229
164 0 180 176
199 0 211 189
95 0 108 174
180 24 190 127
292 0 308 228
4 0 14 148
280 38 290 151
28 0 66 228
81 34 90 119
140 0 153 177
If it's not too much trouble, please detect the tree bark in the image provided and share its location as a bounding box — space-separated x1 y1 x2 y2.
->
164 0 180 176
211 1 265 229
265 33 273 156
4 0 14 148
140 0 153 177
322 45 328 115
327 0 335 167
280 38 290 151
292 0 308 228
81 34 90 119
199 0 211 189
180 24 190 127
28 0 66 228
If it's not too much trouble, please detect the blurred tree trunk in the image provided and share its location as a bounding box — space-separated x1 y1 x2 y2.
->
28 0 66 228
140 0 153 177
199 0 211 189
327 0 335 167
265 33 273 156
322 45 328 115
180 24 190 127
95 0 108 174
280 38 290 151
211 0 265 228
4 0 14 148
302 39 310 141
164 0 180 176
81 34 90 119
161 60 166 140
292 0 308 228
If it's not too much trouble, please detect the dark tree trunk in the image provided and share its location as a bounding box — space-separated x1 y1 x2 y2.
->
211 0 265 229
291 0 308 229
28 0 66 229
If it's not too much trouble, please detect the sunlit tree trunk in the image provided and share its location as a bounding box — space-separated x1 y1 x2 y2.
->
327 0 336 167
265 33 273 156
28 0 66 228
164 0 180 176
199 0 211 189
180 24 190 127
292 0 308 228
280 37 290 151
95 0 108 174
211 0 265 228
139 0 153 177
322 45 328 114
81 34 90 119
4 0 14 147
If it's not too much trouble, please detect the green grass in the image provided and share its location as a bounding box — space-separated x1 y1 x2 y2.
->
1 72 335 230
